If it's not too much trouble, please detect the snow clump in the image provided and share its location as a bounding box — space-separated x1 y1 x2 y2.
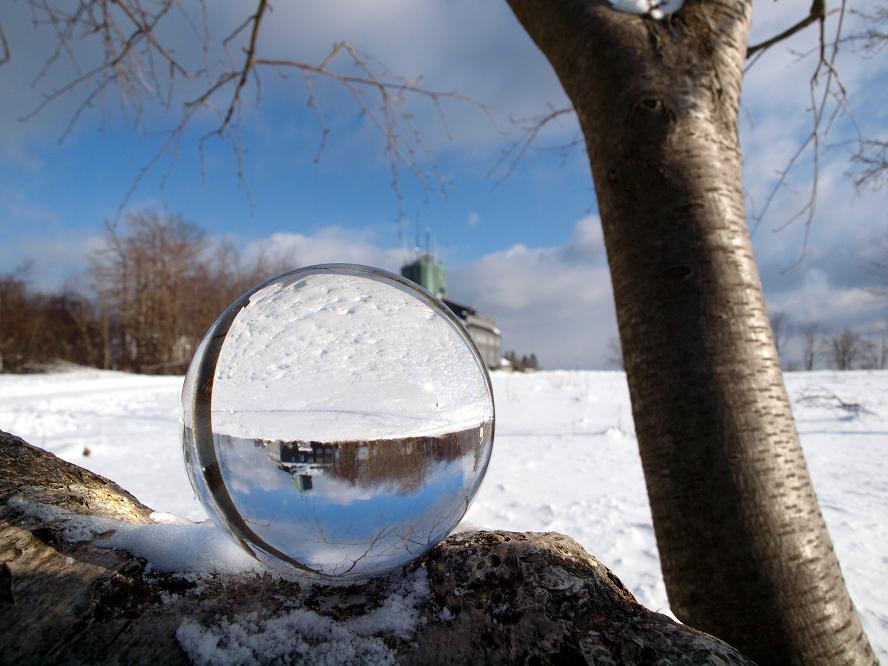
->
609 0 683 19
8 498 258 575
175 569 430 666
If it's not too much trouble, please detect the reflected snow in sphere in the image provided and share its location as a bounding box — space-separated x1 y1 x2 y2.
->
181 264 494 578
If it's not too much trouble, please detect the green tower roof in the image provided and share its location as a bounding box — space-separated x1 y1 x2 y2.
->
400 254 447 300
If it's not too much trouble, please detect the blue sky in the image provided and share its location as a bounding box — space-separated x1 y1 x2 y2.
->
1 1 886 368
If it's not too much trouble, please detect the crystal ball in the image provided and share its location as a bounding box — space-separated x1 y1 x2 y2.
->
181 264 495 578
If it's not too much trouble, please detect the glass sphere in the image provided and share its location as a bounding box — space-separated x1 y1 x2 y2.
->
181 264 494 578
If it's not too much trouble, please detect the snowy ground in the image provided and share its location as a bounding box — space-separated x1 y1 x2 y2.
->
1 368 885 660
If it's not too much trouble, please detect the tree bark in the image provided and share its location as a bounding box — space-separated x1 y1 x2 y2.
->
505 1 875 663
0 430 752 664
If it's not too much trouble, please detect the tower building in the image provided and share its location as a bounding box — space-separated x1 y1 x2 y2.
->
400 254 448 301
400 254 502 370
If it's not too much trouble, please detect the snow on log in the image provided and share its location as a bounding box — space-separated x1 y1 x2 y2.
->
0 429 752 664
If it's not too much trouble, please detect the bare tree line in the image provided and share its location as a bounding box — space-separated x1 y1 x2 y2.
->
603 316 887 373
769 311 888 371
1 211 285 374
0 264 100 372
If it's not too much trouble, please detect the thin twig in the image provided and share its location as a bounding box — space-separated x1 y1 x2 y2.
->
218 0 269 133
112 0 188 78
850 139 888 190
747 0 827 57
748 0 853 269
21 0 498 219
0 23 10 66
488 106 575 184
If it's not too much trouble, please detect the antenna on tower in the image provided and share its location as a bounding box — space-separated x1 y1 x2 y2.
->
426 226 432 258
414 214 421 257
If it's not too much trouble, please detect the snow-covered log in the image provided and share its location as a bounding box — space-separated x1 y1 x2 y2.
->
0 429 751 664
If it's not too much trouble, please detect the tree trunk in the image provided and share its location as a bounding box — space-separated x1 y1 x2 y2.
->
505 1 875 663
0 430 753 665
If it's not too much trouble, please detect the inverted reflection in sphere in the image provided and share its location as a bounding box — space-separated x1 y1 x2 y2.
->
181 264 495 578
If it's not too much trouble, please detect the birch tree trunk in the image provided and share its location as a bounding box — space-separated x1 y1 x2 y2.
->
505 1 876 663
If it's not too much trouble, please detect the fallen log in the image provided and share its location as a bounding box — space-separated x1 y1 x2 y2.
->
0 429 752 664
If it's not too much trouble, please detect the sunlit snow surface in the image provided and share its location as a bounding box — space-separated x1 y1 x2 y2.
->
1 369 886 660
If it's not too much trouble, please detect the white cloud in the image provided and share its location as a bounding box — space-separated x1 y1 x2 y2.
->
0 231 104 293
752 148 887 328
739 1 888 352
0 0 575 164
742 3 888 223
561 214 607 265
3 203 883 370
2 1 885 370
240 227 408 274
449 215 618 369
242 0 573 146
772 269 880 328
209 215 621 370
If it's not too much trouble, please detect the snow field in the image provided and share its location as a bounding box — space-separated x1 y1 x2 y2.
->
1 368 885 661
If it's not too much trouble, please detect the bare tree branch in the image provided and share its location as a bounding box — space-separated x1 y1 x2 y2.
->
843 5 888 58
488 105 575 184
748 0 853 269
218 0 269 134
111 0 188 78
746 1 888 253
840 6 888 192
747 0 827 58
0 22 10 66
22 0 188 135
20 0 497 218
850 139 888 191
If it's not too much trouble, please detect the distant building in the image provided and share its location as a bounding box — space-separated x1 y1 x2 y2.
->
442 299 501 370
400 254 502 369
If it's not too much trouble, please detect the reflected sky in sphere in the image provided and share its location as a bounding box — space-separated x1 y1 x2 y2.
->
181 265 494 578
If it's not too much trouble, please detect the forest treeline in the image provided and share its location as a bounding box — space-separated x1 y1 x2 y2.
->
1 210 885 375
0 212 287 374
